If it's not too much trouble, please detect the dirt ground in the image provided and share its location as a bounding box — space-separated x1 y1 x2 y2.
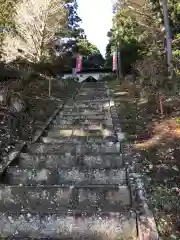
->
0 75 78 155
108 79 180 240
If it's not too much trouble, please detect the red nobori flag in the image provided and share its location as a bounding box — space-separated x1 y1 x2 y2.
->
76 55 83 72
112 49 117 71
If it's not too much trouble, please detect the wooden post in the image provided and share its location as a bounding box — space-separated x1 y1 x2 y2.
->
49 78 51 98
159 95 164 116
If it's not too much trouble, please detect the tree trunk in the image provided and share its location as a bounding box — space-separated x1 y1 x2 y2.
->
161 0 172 71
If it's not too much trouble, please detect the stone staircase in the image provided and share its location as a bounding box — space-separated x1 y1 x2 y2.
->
0 82 158 239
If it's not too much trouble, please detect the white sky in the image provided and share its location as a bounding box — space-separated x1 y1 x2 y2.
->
77 0 113 57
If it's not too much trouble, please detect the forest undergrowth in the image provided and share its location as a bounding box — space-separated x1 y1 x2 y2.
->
108 78 180 240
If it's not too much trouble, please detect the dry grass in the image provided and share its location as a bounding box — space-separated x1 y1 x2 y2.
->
134 118 180 150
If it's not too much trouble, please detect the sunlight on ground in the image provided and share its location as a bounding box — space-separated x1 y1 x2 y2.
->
73 129 86 136
103 102 111 109
59 129 73 136
79 92 88 96
101 128 113 137
103 101 114 109
134 118 180 150
59 127 113 137
138 98 148 105
114 91 129 96
88 124 102 130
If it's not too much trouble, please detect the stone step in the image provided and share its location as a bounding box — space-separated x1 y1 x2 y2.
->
64 101 111 109
0 211 137 239
17 152 78 169
5 167 127 185
41 135 119 145
27 142 78 154
61 109 109 116
41 135 109 144
63 103 108 110
79 87 106 92
51 123 103 131
57 112 111 118
78 92 106 96
75 94 108 99
81 153 124 168
83 83 105 86
78 92 107 96
46 128 114 139
52 118 113 128
62 106 106 112
16 152 124 169
0 185 131 213
27 142 120 154
70 99 110 104
55 115 112 121
41 136 72 144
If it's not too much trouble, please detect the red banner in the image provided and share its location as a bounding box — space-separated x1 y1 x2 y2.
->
112 50 117 71
76 55 83 72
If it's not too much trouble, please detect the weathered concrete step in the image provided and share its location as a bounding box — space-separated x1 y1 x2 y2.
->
0 211 137 239
76 97 110 105
27 142 78 154
41 136 72 144
17 152 124 169
81 153 123 168
80 88 106 92
62 106 106 113
51 123 103 130
17 152 78 168
55 115 112 121
52 118 113 128
78 92 106 96
83 82 105 86
63 104 107 111
79 87 106 91
46 127 114 139
78 88 106 91
113 96 138 101
77 94 107 99
0 185 131 213
78 92 107 96
58 112 111 118
41 135 112 144
5 167 127 185
61 109 109 116
27 142 120 154
64 101 111 109
69 99 110 104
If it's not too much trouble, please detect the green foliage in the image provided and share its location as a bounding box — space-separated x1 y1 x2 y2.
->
76 38 100 56
62 0 86 40
105 6 146 74
0 0 19 58
120 39 143 74
42 0 104 72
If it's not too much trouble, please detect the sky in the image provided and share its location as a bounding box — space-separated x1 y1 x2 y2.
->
77 0 113 57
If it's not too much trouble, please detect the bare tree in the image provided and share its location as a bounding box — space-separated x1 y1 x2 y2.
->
2 0 67 63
